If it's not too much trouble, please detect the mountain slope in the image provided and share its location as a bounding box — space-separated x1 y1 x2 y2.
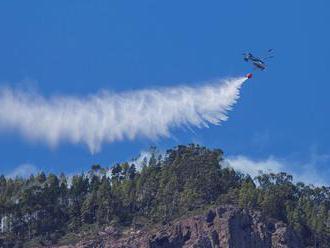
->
0 145 329 247
59 205 302 248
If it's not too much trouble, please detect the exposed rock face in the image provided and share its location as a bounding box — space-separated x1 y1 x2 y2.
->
59 205 302 248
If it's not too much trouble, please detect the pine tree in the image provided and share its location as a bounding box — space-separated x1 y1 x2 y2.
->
81 192 97 224
239 178 258 209
96 176 114 225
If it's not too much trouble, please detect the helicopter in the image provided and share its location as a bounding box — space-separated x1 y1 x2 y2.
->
243 49 274 79
243 49 274 70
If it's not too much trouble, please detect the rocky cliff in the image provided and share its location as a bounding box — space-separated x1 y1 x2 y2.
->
58 205 302 248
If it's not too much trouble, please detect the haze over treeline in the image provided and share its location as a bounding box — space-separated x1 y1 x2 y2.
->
0 145 329 247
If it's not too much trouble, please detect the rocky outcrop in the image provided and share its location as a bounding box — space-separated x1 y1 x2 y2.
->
58 205 302 248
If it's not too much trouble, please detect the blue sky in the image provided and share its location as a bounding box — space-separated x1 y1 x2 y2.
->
0 1 329 185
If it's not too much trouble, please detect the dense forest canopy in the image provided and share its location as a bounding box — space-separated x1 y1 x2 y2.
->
0 144 329 247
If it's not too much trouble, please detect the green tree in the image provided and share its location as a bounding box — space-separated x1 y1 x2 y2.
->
239 177 258 209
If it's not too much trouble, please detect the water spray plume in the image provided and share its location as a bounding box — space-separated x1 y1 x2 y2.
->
0 77 247 153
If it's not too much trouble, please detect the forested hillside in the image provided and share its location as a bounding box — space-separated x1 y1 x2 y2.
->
0 145 329 247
